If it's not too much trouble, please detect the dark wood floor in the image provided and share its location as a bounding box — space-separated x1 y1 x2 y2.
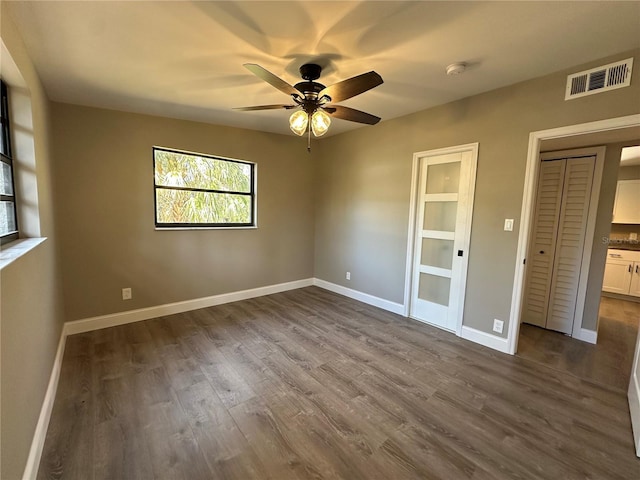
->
38 287 640 479
517 296 640 391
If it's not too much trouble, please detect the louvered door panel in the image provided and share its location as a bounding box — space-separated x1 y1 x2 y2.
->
521 160 566 328
546 157 595 333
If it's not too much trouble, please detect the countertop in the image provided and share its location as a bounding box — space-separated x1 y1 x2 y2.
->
607 241 640 252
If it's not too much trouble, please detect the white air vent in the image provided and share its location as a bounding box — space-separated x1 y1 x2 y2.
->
565 57 633 100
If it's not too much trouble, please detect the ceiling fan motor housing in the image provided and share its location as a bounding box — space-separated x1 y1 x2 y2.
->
299 63 322 81
294 64 328 105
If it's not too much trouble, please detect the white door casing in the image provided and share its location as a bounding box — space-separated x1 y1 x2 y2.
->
407 144 478 333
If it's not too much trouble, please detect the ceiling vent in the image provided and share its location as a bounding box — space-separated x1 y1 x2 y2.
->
565 57 633 100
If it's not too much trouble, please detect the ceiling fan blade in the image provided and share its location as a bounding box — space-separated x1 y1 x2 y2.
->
323 105 381 125
234 104 296 111
319 71 383 103
243 64 299 97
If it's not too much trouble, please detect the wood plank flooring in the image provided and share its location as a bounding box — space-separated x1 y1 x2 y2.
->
518 296 640 391
37 287 640 479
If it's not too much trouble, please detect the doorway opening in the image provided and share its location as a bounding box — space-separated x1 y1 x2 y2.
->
508 115 640 353
517 144 640 390
513 124 640 384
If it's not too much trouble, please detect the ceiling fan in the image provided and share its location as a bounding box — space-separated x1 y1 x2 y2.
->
234 63 383 150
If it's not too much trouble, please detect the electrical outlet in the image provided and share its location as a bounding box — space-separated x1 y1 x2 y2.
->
346 271 351 280
493 319 504 334
122 287 132 300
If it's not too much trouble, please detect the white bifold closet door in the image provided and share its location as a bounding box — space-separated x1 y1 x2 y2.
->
522 156 595 334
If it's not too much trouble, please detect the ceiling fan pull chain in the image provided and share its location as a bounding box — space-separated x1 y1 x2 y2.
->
307 122 311 153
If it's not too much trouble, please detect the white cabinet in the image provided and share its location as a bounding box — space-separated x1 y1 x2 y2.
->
612 180 640 224
631 263 640 297
602 257 633 293
602 249 640 297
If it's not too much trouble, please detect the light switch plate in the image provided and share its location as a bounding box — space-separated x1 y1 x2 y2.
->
504 219 514 231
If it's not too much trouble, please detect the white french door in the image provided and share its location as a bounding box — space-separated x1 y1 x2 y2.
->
409 145 477 332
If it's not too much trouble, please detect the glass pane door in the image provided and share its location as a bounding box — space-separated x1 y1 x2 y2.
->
411 151 469 332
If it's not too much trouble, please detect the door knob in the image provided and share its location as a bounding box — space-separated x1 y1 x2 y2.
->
539 250 545 254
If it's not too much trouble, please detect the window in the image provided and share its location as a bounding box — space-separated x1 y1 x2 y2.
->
153 147 256 228
0 80 18 244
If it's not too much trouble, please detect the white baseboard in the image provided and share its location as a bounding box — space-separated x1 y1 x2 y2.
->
23 277 316 478
312 278 405 315
575 328 598 344
22 329 67 480
460 325 510 354
65 278 314 335
23 277 527 478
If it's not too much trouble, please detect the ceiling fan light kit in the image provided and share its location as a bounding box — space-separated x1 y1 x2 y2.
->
289 110 309 136
310 109 331 137
235 62 383 149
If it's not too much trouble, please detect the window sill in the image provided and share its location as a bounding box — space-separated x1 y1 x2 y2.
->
0 237 47 270
154 226 258 231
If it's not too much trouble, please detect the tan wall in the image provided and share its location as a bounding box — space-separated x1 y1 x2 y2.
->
0 9 65 480
314 49 640 338
51 104 315 321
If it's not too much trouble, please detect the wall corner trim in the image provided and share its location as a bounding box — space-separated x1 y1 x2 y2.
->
21 328 67 480
312 278 405 315
460 325 510 354
575 328 598 345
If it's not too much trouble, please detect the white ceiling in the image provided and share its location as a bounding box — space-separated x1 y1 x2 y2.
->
5 1 640 137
